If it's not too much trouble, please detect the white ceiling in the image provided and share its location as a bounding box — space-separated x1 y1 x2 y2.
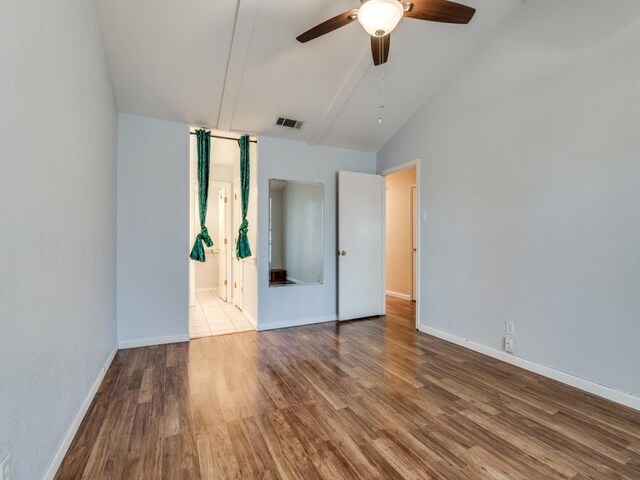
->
97 0 520 152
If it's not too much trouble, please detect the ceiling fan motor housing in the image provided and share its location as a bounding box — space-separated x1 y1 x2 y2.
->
358 0 405 37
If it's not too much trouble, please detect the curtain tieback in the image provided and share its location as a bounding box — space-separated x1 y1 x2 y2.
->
238 219 249 236
198 226 213 246
236 219 251 259
190 227 213 262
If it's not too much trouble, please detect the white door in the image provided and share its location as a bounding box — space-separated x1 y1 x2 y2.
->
218 187 228 301
232 181 244 310
411 185 417 301
338 171 385 320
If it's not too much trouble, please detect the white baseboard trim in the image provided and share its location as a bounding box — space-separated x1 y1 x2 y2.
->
42 345 118 480
258 315 336 331
243 311 257 329
385 290 411 301
420 326 640 411
118 333 190 349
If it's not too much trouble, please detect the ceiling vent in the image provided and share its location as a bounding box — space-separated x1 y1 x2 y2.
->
276 117 304 130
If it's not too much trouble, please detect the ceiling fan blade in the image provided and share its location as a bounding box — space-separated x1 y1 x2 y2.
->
296 9 359 43
404 0 476 24
371 34 390 66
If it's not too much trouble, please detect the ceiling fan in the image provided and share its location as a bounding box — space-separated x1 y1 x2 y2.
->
296 0 476 66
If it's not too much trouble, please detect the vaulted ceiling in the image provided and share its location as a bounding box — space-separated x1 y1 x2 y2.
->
97 0 519 152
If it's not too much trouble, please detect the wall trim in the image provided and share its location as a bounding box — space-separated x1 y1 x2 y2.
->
385 290 411 301
42 345 118 480
118 333 190 349
420 326 640 412
243 310 257 329
258 315 336 331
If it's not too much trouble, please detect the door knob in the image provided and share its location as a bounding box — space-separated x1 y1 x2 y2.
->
339 250 347 256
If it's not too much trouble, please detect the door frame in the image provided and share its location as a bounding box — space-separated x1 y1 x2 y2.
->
217 185 232 301
379 159 421 330
410 183 417 302
232 179 244 310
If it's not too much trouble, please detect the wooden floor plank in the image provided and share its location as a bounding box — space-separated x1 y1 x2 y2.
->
55 297 640 479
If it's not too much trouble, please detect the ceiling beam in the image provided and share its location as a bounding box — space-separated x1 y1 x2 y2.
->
217 0 260 131
309 44 372 146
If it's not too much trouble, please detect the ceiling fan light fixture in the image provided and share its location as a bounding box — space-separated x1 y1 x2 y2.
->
357 0 404 37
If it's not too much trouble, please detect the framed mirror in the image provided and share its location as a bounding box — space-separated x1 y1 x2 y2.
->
269 179 324 287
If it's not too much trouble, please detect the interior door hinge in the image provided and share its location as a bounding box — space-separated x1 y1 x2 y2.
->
224 280 227 286
225 196 228 203
234 193 237 200
224 238 227 245
234 282 237 288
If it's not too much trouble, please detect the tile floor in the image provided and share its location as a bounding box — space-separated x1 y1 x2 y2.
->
189 289 254 338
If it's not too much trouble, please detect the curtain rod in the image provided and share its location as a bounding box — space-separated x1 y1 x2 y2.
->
189 131 257 143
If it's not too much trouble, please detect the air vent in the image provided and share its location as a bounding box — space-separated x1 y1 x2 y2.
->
276 117 304 130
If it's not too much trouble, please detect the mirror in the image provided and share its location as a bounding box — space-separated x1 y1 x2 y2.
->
269 179 324 287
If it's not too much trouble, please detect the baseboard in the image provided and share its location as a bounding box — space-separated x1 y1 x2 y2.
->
385 290 411 301
258 315 336 331
420 326 640 412
196 287 218 293
243 310 257 329
42 345 118 480
118 333 190 349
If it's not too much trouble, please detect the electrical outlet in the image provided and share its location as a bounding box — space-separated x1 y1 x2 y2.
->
504 337 515 354
1 453 11 480
505 321 515 336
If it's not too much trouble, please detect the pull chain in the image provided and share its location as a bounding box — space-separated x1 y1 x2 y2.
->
378 62 385 125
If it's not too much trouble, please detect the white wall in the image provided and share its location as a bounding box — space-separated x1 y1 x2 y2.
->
0 1 118 479
378 0 640 399
282 182 324 284
258 137 377 329
117 113 189 346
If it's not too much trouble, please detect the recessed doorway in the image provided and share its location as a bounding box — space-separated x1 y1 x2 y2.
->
187 129 258 338
381 160 420 329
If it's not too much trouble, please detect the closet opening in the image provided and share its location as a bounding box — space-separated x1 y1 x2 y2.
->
188 128 259 338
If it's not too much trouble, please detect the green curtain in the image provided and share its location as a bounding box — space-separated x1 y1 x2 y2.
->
236 135 252 259
189 129 213 262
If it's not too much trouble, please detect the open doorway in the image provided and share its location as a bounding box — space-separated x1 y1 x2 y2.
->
382 161 420 330
188 129 258 338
